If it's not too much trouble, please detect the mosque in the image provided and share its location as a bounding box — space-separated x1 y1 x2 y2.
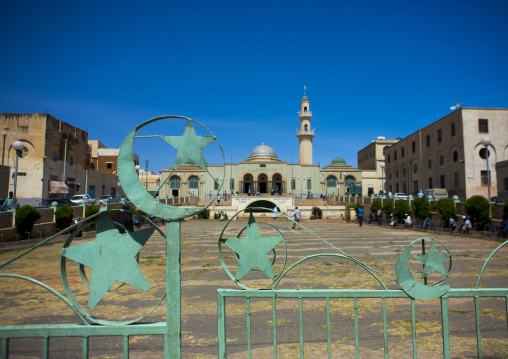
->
159 94 373 201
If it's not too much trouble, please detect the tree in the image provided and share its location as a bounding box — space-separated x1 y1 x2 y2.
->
55 205 74 230
504 198 508 218
312 207 322 219
371 200 382 217
433 198 457 223
464 195 491 229
413 197 431 220
85 205 100 218
382 201 394 217
15 205 41 240
394 200 411 219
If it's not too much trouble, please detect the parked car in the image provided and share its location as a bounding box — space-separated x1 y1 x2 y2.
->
423 188 448 200
40 199 72 208
70 194 93 205
393 193 409 200
96 195 119 204
374 192 387 199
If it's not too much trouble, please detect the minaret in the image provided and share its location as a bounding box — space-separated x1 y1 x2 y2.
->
297 91 314 165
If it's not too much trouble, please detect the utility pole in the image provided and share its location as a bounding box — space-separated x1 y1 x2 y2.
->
145 160 149 190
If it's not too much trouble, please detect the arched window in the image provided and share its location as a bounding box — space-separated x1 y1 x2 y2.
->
170 176 180 189
345 175 355 188
214 180 219 190
307 178 312 190
304 106 308 113
291 179 296 190
326 176 337 188
189 176 199 189
304 124 308 131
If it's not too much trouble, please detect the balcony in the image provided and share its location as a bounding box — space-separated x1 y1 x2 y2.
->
297 129 315 136
298 111 312 117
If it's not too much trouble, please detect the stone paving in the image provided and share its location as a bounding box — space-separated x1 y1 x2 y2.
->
0 218 507 358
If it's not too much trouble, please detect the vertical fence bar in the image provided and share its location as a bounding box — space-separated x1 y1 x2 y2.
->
82 336 89 359
354 297 359 359
474 296 482 358
299 297 304 359
326 297 331 359
217 292 226 358
272 297 277 359
246 297 251 359
411 298 417 359
382 298 388 359
165 221 181 359
123 336 129 359
505 296 508 335
440 296 450 358
1 337 8 359
42 337 49 359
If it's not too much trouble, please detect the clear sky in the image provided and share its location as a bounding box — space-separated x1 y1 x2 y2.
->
1 0 507 173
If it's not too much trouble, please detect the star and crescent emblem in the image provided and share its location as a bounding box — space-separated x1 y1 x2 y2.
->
62 212 155 309
413 239 451 279
224 213 282 281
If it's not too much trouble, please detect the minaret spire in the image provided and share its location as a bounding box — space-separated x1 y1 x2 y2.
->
297 90 314 165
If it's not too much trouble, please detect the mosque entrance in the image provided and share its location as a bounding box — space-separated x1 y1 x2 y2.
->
243 174 253 194
258 174 268 194
272 173 282 194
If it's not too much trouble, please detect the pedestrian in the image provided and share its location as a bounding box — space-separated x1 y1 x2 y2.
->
1 192 16 211
417 190 424 198
449 217 457 231
133 214 140 228
112 203 134 234
358 206 364 226
292 207 301 229
273 206 278 219
405 214 413 228
377 208 382 225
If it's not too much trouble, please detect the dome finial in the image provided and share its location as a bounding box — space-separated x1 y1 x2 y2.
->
303 85 307 95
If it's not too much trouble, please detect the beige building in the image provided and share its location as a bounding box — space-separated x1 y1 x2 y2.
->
495 160 508 201
357 137 400 195
384 108 508 200
0 113 124 203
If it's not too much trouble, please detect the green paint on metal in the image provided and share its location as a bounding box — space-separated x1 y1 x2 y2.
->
165 221 182 359
413 239 451 278
62 212 154 309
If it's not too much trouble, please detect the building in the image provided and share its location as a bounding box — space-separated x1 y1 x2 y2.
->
357 136 400 195
495 160 508 201
383 108 508 200
0 113 124 203
159 94 365 199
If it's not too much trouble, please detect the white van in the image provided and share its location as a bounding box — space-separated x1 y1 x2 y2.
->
423 188 448 200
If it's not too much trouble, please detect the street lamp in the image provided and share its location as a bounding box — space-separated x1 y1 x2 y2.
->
480 136 492 201
380 162 385 194
12 141 24 208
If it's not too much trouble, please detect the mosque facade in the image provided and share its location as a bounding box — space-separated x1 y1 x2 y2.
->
159 95 380 199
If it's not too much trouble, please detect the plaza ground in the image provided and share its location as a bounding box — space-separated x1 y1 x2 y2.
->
0 218 507 358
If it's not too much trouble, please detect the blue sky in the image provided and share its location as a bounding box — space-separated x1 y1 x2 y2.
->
1 0 507 173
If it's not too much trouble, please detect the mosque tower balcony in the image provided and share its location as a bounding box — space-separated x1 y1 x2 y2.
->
298 110 312 118
296 129 315 137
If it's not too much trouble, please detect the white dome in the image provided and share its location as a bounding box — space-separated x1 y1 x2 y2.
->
249 144 277 158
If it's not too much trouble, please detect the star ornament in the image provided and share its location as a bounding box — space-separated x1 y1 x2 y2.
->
62 213 155 309
225 214 282 281
162 120 215 170
413 240 451 279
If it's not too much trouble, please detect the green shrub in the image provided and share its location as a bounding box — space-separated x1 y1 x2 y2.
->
15 205 41 239
85 205 100 218
394 200 411 218
464 195 491 229
433 198 457 222
382 201 394 217
371 200 382 217
312 207 322 219
413 197 431 220
214 212 219 219
197 208 210 219
503 198 508 218
55 205 74 230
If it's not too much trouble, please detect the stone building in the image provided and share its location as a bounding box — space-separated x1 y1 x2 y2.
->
0 113 124 203
357 136 400 195
383 108 508 200
89 140 140 175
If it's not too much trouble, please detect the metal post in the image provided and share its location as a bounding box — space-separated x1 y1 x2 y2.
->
165 221 181 358
485 144 491 202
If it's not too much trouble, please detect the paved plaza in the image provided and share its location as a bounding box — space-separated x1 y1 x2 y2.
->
0 218 507 358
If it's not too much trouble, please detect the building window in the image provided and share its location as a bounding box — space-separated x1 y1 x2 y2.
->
383 146 390 156
429 178 433 189
69 156 74 166
214 180 219 190
106 162 113 169
454 172 459 187
451 123 456 136
326 176 336 188
394 151 397 161
111 187 116 195
170 176 180 189
230 179 234 190
412 141 416 153
439 155 444 167
478 119 488 133
438 129 442 142
453 151 458 162
428 159 432 169
505 177 508 190
52 150 58 161
387 154 390 163
426 135 430 147
413 163 417 174
401 148 404 158
102 186 105 195
291 179 296 190
440 175 445 188
345 176 355 188
479 148 490 159
189 176 199 189
481 171 490 186
307 179 312 190
403 168 406 176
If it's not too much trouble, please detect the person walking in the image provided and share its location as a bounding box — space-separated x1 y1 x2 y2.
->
292 207 301 229
1 192 16 211
377 208 382 225
358 206 364 227
272 206 278 219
